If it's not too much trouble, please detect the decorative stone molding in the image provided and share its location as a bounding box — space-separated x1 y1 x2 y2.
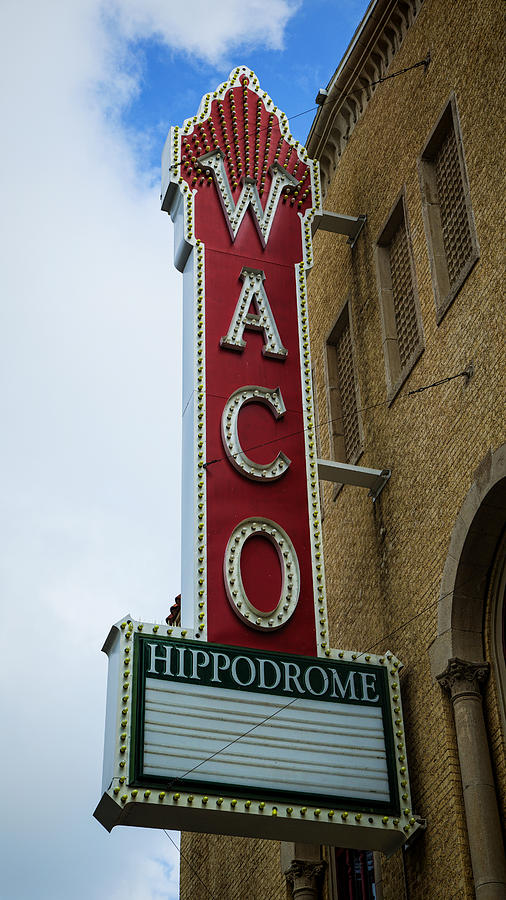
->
437 655 506 898
285 861 326 883
437 657 490 699
285 860 326 899
429 443 506 679
307 0 425 196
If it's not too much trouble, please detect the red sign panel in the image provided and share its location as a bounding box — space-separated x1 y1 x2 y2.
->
162 67 327 657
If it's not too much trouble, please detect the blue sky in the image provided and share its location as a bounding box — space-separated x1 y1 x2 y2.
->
0 1 368 898
113 0 365 174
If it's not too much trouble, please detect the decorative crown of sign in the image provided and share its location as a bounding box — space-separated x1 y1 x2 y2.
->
168 66 319 246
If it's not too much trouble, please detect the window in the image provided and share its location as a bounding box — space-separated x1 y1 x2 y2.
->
326 301 362 467
375 189 424 401
418 94 479 323
328 848 377 899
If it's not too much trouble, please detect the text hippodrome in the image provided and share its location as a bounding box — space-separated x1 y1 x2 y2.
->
146 642 381 704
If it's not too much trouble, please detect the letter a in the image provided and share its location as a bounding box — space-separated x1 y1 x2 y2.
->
220 267 287 360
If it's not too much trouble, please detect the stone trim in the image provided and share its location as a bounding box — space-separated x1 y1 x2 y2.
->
285 860 326 899
437 657 490 698
307 0 425 196
285 861 327 883
429 443 506 677
436 657 506 898
429 445 506 899
417 92 480 324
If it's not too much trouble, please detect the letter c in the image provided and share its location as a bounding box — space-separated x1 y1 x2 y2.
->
221 386 291 481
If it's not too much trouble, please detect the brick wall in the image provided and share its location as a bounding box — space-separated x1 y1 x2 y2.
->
178 0 505 896
180 833 287 900
309 0 504 897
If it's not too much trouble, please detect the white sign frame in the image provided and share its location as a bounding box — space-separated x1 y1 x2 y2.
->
94 618 421 853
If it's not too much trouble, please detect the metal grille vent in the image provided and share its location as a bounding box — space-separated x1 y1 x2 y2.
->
335 322 361 462
434 125 473 288
390 221 419 370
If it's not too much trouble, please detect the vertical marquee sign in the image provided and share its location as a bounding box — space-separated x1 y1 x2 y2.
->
161 65 326 657
94 68 421 852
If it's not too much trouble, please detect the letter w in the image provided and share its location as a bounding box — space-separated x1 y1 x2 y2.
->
198 149 297 246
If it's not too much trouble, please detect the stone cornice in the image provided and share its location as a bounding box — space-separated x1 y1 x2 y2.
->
306 0 425 197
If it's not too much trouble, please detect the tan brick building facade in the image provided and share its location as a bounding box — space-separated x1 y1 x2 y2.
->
180 1 506 896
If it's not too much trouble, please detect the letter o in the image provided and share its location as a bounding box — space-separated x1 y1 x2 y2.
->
231 656 256 686
223 517 300 631
304 666 329 696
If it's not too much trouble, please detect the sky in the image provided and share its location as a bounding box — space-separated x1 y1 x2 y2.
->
1 1 367 897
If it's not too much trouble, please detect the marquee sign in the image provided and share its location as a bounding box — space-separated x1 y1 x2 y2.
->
95 67 420 851
94 619 419 852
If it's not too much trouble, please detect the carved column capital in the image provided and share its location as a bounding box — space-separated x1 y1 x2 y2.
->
285 859 326 897
437 657 489 699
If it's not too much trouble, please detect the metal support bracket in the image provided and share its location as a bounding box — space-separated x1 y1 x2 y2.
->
312 211 367 248
317 459 391 502
403 817 428 851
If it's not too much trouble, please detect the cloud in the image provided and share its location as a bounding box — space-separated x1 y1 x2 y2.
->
107 0 301 65
0 0 302 896
0 1 181 897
